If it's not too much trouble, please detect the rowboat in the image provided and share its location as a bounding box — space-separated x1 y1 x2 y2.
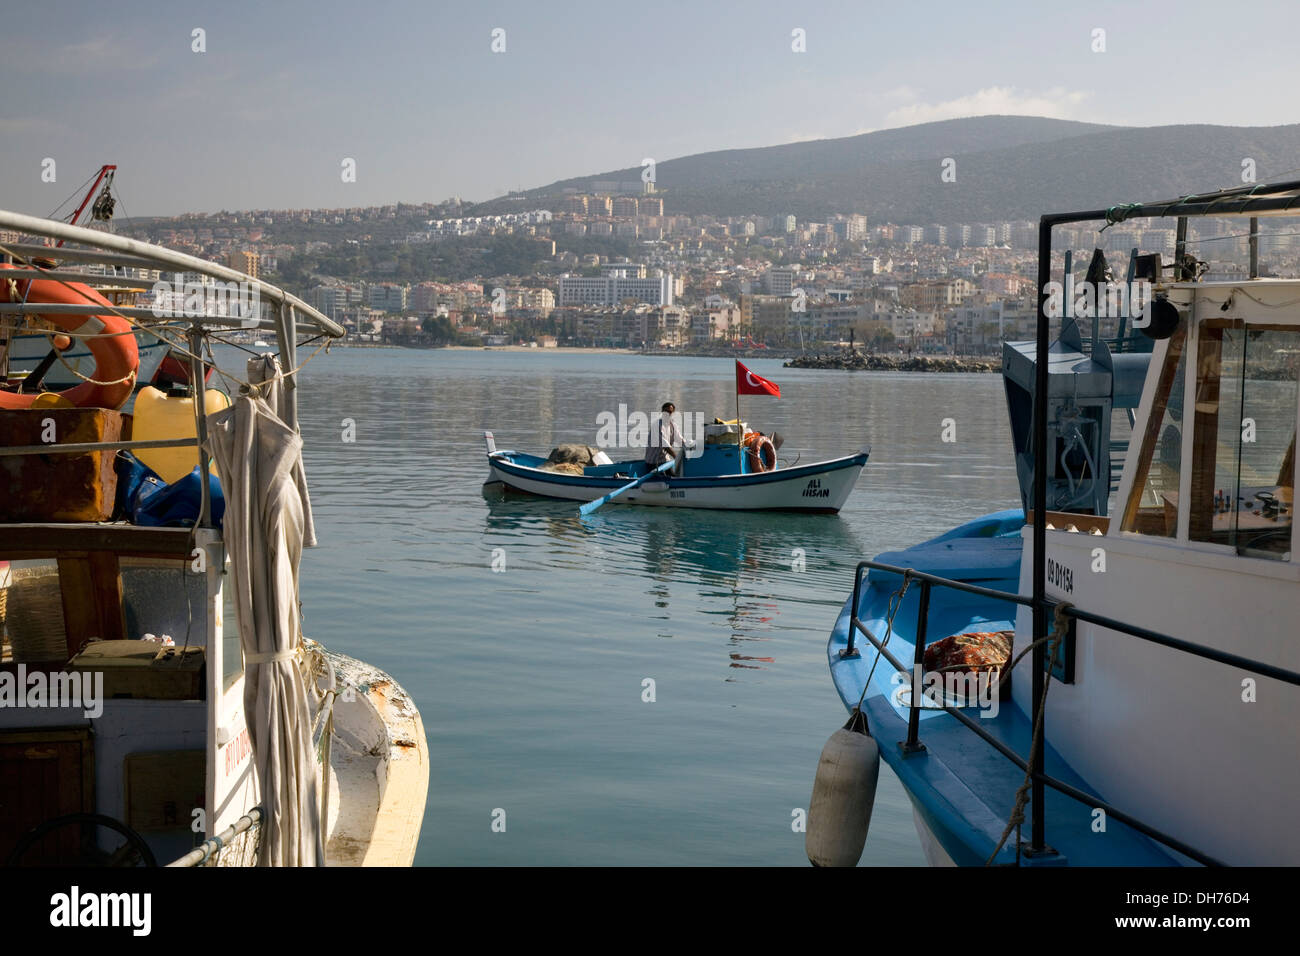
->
483 425 869 513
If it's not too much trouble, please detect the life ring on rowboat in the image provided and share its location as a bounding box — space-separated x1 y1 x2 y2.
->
0 262 139 410
744 433 777 472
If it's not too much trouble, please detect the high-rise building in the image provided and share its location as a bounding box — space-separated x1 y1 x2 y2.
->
763 267 797 295
368 283 408 312
227 250 259 278
557 272 674 307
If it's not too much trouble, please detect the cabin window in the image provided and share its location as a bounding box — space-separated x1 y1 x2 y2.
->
1187 320 1296 559
1121 324 1188 536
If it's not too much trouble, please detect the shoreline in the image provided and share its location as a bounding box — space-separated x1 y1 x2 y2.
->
325 341 1002 368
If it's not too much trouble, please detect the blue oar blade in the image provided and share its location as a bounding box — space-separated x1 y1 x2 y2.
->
579 458 674 516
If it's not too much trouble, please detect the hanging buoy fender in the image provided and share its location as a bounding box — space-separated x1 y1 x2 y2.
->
806 708 880 867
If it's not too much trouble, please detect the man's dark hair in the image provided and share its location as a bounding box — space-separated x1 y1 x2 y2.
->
661 402 674 412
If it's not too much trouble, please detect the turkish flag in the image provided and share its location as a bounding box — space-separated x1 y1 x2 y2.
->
736 360 780 397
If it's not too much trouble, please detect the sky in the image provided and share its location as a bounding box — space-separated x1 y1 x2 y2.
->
3 0 1298 217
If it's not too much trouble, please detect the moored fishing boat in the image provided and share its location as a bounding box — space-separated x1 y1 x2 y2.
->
812 177 1300 867
0 210 428 867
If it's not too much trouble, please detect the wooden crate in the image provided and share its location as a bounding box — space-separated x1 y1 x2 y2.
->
68 640 205 700
0 408 124 522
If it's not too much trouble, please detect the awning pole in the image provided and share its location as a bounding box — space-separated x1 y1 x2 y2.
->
188 323 212 528
1249 217 1260 278
1031 216 1052 855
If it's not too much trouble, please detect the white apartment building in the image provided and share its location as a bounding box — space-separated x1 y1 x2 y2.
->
763 267 797 295
557 273 675 307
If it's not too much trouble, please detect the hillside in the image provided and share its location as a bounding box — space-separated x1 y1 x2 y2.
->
472 116 1300 223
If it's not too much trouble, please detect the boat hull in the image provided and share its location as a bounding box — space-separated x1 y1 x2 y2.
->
825 511 1185 866
486 449 869 512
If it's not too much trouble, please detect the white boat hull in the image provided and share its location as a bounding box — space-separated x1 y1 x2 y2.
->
486 450 868 512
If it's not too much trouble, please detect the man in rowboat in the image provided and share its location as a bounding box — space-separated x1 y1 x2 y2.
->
645 402 693 472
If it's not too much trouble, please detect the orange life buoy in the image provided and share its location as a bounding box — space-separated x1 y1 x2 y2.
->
744 432 776 472
0 262 139 410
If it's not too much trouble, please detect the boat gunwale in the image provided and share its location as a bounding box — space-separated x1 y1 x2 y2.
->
487 447 870 489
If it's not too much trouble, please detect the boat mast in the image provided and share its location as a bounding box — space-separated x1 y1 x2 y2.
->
56 164 117 248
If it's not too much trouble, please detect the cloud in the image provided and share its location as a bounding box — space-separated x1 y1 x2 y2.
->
0 116 66 136
884 86 1091 126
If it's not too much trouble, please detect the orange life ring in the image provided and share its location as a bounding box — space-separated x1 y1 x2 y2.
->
744 433 776 472
0 262 139 410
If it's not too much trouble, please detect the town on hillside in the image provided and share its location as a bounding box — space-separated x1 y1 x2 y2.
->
19 187 1291 356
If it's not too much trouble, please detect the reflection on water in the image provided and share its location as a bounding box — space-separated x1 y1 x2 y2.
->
483 489 865 678
258 346 1020 865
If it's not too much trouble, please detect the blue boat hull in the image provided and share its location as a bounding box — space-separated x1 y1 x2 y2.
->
826 511 1181 866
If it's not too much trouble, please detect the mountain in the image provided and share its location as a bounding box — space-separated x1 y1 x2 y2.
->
472 116 1300 223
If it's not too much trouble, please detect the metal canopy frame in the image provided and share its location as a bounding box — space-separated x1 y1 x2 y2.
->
0 209 344 340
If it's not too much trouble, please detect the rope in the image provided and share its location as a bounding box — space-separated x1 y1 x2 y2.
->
1100 203 1143 231
43 330 138 387
985 600 1071 866
857 571 911 711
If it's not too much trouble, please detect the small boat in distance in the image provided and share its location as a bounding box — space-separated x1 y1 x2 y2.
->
486 359 869 513
483 424 869 513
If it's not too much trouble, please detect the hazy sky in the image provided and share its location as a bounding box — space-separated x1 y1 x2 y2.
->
4 0 1298 217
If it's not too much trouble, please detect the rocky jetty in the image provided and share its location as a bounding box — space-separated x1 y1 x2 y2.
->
784 350 997 373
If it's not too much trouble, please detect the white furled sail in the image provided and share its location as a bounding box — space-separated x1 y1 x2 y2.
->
206 354 321 866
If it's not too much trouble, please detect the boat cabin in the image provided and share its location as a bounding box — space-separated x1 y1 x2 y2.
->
1118 280 1295 560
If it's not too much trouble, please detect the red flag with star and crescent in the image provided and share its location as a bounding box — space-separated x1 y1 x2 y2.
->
736 360 780 397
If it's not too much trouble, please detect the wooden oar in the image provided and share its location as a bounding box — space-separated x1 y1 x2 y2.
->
579 457 675 516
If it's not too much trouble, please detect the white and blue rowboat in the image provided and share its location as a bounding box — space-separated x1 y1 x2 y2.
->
483 426 869 513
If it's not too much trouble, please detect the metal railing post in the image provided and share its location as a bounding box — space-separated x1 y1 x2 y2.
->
188 324 212 528
1031 216 1052 855
903 579 931 754
841 564 865 658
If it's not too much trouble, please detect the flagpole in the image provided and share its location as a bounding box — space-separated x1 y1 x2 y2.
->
735 360 742 473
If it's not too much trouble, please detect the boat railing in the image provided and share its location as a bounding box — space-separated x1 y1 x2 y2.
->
165 806 264 867
0 210 344 525
844 558 1300 867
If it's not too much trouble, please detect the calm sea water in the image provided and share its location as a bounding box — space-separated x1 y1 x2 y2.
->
280 347 1021 865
